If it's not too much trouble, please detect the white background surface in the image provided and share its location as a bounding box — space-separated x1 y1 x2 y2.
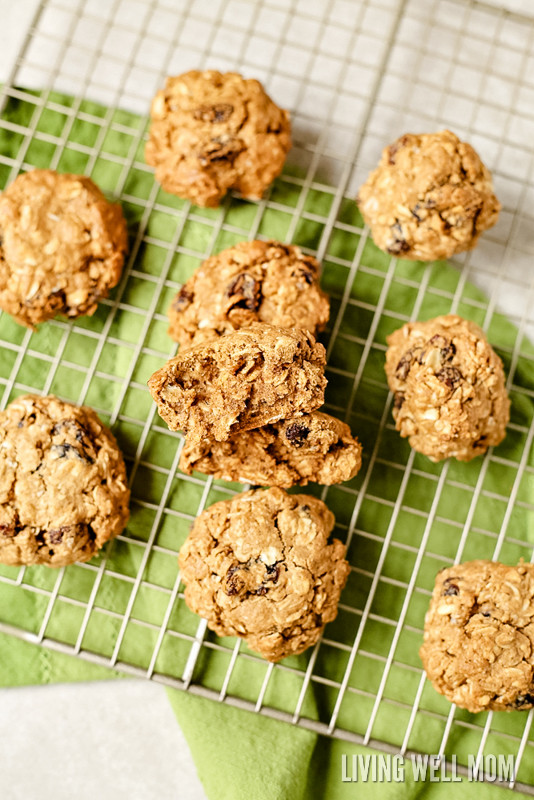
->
0 2 206 798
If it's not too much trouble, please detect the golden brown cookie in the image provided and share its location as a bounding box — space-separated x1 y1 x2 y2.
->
0 169 128 327
385 314 509 461
168 240 329 348
148 323 327 444
145 70 291 207
357 130 500 261
0 394 130 567
179 487 349 661
421 560 534 713
180 410 362 488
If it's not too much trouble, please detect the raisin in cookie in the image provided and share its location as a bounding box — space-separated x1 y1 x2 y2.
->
179 487 349 661
421 561 534 713
357 130 500 261
148 323 326 444
0 170 128 327
168 240 329 348
0 394 130 567
145 70 291 207
180 411 362 488
385 314 509 461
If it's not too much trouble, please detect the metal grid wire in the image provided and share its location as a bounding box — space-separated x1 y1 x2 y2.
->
1 0 534 791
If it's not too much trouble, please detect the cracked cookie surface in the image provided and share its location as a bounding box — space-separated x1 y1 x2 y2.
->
148 323 327 444
145 70 291 207
0 169 128 327
180 410 362 488
168 240 329 348
0 394 130 566
179 487 349 661
421 560 534 713
385 314 509 461
357 130 500 261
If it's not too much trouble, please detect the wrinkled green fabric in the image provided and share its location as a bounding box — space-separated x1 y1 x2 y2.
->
0 89 532 797
0 633 513 799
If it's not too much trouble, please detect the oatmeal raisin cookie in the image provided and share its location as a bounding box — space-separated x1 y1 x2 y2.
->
168 240 329 348
385 314 509 461
357 130 500 261
179 487 349 661
0 394 130 567
148 323 327 444
145 70 291 207
0 169 128 327
180 410 362 488
421 560 534 713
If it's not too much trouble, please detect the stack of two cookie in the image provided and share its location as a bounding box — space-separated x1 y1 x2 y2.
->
148 240 361 661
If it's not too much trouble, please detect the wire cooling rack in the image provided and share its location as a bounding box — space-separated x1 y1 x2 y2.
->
2 0 534 792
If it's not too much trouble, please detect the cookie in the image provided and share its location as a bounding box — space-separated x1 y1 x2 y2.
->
145 70 291 207
0 169 128 328
357 130 500 261
385 314 509 461
421 560 534 713
180 410 362 488
179 487 349 661
0 394 130 567
148 323 327 444
168 240 329 348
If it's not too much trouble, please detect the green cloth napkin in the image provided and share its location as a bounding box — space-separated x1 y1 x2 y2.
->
1 88 533 798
